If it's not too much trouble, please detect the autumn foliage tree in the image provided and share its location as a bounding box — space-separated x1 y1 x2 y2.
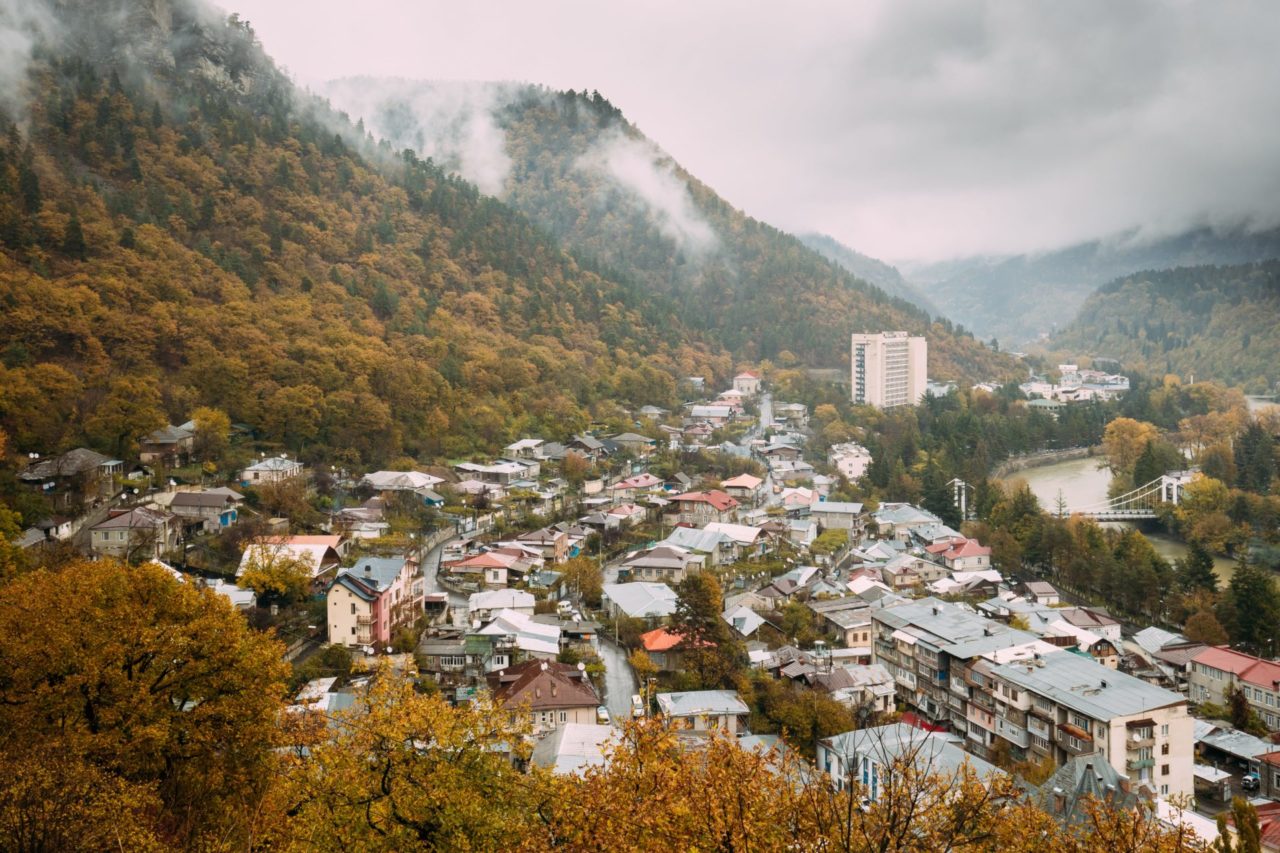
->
0 559 289 849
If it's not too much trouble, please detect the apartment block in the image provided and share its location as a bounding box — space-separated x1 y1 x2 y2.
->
986 652 1192 799
1188 646 1280 730
850 331 927 409
870 598 1192 799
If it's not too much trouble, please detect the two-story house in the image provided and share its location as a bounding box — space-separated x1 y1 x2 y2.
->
138 424 195 466
20 448 123 513
168 488 242 532
732 371 762 395
90 506 179 561
817 723 1003 799
489 659 601 737
665 490 739 526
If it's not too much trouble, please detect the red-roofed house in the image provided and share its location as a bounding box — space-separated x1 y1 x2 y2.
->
445 550 532 588
733 371 762 395
611 472 664 496
925 537 992 572
665 490 739 526
1189 646 1280 730
721 473 764 504
641 627 711 673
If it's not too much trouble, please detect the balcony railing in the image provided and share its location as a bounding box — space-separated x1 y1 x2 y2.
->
1126 757 1155 771
1055 726 1093 755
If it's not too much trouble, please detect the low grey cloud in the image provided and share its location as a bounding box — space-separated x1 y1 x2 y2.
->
319 79 718 256
222 0 1280 262
0 0 60 117
323 77 515 195
575 127 718 255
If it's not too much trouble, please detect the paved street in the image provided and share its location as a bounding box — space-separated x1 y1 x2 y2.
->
598 635 638 722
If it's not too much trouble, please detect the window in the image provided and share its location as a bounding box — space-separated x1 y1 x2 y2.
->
1070 714 1090 733
559 712 567 722
350 627 355 635
1161 785 1169 796
1161 764 1170 776
350 603 356 615
1160 724 1169 736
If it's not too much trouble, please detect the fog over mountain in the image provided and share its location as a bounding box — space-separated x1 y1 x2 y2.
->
226 0 1280 265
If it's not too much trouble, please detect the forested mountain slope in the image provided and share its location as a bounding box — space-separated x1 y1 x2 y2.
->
0 1 732 464
321 78 1012 378
1051 261 1280 392
0 0 1013 470
907 226 1280 348
797 232 939 317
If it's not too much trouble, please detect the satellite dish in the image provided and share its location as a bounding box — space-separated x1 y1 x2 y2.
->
577 662 586 672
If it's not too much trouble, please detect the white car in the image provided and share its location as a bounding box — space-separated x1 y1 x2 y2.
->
631 694 645 718
596 706 610 725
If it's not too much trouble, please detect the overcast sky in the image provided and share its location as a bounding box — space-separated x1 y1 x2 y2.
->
221 1 1280 263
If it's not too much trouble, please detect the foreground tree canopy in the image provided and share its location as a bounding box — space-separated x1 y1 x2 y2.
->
0 558 1220 851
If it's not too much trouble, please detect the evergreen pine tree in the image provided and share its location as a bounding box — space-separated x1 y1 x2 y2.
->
1235 422 1275 495
62 214 86 260
1177 541 1219 592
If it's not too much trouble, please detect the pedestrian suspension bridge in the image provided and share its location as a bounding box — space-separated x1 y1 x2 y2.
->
1058 473 1191 520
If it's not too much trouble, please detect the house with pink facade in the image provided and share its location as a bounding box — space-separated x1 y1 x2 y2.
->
327 555 424 649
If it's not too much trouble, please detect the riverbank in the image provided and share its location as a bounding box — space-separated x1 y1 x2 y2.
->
1011 453 1238 588
990 446 1096 480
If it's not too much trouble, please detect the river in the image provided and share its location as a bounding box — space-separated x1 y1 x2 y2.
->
1008 455 1238 588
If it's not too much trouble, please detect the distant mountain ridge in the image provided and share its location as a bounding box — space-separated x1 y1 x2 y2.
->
320 78 1012 380
1050 261 1280 393
796 232 940 317
905 226 1280 348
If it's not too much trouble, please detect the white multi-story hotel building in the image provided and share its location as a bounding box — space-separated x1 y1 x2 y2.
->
850 332 927 409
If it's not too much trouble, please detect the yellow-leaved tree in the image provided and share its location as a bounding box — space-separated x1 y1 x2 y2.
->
0 559 289 850
282 664 540 850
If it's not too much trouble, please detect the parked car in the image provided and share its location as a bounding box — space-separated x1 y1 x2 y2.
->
1242 772 1260 791
596 706 610 725
631 694 645 718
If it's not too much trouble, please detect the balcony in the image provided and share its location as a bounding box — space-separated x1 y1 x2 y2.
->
1126 757 1155 771
356 616 372 626
1027 717 1051 738
1028 703 1055 721
1127 735 1155 750
969 690 995 712
1055 725 1093 756
996 718 1030 749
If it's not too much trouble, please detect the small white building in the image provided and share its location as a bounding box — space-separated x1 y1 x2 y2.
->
240 455 304 485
